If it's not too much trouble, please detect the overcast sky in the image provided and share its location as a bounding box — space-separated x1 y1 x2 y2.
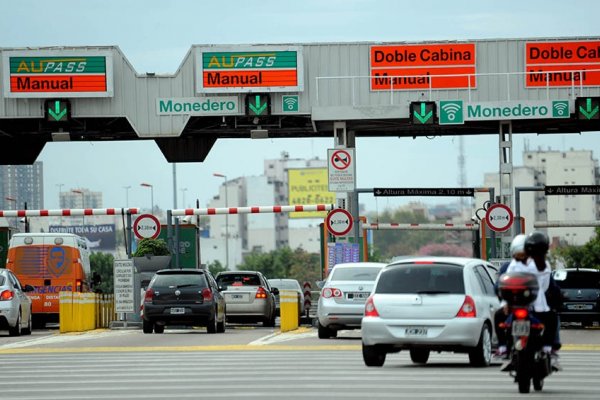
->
1 0 600 213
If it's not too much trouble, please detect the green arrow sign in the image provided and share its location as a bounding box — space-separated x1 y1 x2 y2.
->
579 98 599 120
248 95 268 115
47 100 68 121
412 102 434 124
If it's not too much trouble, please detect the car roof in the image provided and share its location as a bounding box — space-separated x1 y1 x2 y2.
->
558 268 600 273
268 278 299 282
387 256 485 267
331 262 388 269
217 270 261 275
155 269 206 275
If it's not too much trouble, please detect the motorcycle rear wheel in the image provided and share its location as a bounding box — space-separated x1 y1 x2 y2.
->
515 352 532 394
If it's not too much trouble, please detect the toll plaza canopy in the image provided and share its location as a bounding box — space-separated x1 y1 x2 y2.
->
2 37 600 164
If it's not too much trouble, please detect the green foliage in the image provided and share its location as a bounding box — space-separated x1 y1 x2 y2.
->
90 252 114 293
551 227 600 270
133 238 170 257
207 260 227 275
237 247 322 286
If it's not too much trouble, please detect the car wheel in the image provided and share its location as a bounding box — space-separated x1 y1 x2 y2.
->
318 321 332 339
410 349 430 364
21 308 32 335
469 323 492 367
8 310 22 337
154 324 165 334
263 313 276 327
142 319 154 334
362 344 386 367
207 310 218 334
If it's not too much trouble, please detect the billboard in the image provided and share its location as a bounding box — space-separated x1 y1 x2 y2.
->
48 224 116 251
288 168 335 219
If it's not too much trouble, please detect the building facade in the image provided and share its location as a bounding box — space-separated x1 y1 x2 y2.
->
0 162 44 211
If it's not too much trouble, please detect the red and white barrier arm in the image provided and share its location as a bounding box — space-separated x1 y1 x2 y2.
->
534 220 600 228
0 208 141 218
364 222 479 231
171 204 335 216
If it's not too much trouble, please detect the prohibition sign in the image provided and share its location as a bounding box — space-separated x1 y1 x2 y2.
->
325 208 353 236
331 150 352 170
133 214 161 239
485 203 514 233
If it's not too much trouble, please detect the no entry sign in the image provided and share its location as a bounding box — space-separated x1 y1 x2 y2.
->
325 208 353 236
485 204 514 233
133 214 161 239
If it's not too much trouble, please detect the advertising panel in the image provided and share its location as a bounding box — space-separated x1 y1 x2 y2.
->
370 43 476 90
196 46 304 93
288 168 335 219
525 41 600 87
49 224 116 251
2 50 114 97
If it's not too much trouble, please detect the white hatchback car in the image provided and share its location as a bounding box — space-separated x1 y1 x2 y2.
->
0 269 34 336
317 262 387 339
361 257 500 367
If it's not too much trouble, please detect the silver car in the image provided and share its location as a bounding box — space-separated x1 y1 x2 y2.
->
216 271 278 327
0 269 34 336
268 278 305 318
361 257 500 367
317 262 387 339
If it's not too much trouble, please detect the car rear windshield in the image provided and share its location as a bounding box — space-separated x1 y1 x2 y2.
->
151 273 208 288
269 280 300 290
330 267 382 281
375 264 465 294
558 271 600 289
217 274 261 287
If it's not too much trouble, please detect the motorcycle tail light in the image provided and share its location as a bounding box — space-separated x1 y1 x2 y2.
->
514 308 528 319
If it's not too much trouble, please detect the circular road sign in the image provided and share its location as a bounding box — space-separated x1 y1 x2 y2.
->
133 214 161 240
485 204 514 233
330 149 352 171
325 208 353 236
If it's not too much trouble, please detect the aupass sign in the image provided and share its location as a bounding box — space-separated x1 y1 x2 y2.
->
2 50 113 98
439 99 570 124
196 46 304 93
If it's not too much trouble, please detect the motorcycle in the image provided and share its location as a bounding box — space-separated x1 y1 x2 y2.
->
498 272 553 394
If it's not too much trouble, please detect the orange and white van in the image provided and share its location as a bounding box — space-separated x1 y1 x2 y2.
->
5 233 91 327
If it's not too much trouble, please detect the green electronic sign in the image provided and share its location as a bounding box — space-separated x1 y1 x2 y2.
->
44 99 70 122
246 94 270 117
576 97 600 120
410 101 436 124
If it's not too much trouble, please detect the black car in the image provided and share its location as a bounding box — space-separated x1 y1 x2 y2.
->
142 269 226 334
553 268 600 327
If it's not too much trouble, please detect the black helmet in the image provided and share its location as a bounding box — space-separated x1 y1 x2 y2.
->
524 231 549 256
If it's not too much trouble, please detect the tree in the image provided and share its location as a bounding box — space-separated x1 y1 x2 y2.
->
418 243 472 257
90 252 115 293
237 247 322 286
207 260 227 275
552 227 600 270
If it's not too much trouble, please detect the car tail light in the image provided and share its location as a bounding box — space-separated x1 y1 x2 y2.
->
456 295 476 318
144 288 154 302
514 308 529 320
0 290 14 301
321 287 342 299
255 287 268 299
201 288 213 302
364 296 379 317
76 279 82 292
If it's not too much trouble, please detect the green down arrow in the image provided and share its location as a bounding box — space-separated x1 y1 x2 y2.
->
249 95 267 115
48 101 67 121
414 103 433 124
580 98 599 120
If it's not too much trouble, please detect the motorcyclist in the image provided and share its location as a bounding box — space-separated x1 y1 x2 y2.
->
506 231 561 370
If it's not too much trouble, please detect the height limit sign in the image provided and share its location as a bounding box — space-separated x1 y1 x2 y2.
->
328 148 356 192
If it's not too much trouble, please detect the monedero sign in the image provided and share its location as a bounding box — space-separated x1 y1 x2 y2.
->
440 100 571 124
2 50 113 98
196 46 304 93
156 97 240 115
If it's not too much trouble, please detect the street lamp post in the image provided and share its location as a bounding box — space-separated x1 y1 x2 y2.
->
140 183 154 214
213 173 229 269
123 186 131 208
180 187 187 209
71 189 85 224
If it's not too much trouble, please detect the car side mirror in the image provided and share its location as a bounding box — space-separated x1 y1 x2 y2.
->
23 284 35 293
271 287 279 295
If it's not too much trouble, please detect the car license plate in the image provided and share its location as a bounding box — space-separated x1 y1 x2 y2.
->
170 307 185 315
347 292 369 300
567 303 594 310
512 320 530 336
405 327 427 336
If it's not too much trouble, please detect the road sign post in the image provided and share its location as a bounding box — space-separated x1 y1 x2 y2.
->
485 203 514 233
325 208 353 237
328 148 356 192
133 214 161 240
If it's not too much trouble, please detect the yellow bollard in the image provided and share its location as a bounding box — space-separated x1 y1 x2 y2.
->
59 291 73 333
279 290 299 332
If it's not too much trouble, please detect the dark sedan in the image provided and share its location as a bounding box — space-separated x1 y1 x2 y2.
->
553 268 600 327
141 269 226 334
